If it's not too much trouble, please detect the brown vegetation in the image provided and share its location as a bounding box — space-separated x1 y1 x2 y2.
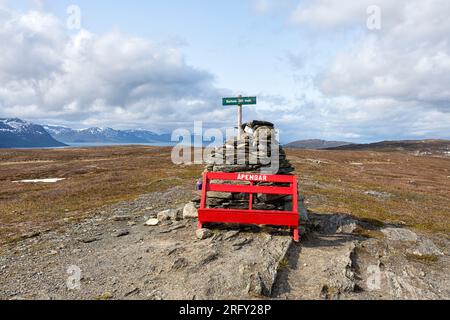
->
287 149 450 234
0 146 202 246
0 146 449 246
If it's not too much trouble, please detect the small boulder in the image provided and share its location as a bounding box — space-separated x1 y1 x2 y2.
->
337 220 358 234
183 202 198 220
145 218 159 226
196 228 212 240
157 209 180 221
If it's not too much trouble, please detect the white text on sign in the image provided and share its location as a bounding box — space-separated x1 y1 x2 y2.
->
237 174 268 182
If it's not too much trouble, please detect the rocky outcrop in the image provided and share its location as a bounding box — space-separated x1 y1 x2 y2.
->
273 212 449 300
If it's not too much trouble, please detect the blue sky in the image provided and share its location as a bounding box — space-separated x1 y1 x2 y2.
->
40 0 336 96
1 0 449 142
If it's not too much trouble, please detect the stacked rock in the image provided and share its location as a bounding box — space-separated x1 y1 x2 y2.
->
205 121 295 175
192 121 297 211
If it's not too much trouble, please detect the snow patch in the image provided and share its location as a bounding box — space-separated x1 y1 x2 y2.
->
14 178 66 183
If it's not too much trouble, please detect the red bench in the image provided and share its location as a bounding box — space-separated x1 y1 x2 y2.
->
198 172 300 242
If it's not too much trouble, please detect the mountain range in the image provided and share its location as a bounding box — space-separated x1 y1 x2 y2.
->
0 118 67 148
0 118 172 148
1 118 449 154
43 125 171 144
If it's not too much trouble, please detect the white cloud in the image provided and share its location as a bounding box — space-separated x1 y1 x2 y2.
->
251 0 294 14
0 2 449 142
282 0 450 140
0 8 230 131
291 0 409 29
290 0 450 109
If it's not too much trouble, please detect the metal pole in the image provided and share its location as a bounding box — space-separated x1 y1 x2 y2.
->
238 95 243 140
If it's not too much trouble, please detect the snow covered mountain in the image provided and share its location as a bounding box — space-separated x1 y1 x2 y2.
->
43 125 172 144
0 119 67 148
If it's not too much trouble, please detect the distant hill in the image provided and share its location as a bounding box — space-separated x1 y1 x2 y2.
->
285 139 353 150
44 126 172 144
327 140 450 155
0 119 67 149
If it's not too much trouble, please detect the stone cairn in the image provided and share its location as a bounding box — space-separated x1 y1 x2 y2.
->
191 121 298 212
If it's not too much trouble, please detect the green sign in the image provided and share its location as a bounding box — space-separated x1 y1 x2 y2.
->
223 96 257 106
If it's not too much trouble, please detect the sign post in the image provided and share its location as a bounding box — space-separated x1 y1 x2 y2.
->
222 95 257 140
237 95 243 139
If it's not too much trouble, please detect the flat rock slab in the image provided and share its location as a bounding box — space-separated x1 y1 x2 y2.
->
382 227 419 242
152 228 292 299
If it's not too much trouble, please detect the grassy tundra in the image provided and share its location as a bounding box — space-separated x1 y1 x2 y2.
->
0 146 449 246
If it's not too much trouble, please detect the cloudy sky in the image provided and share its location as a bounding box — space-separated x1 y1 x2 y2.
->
0 0 449 142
